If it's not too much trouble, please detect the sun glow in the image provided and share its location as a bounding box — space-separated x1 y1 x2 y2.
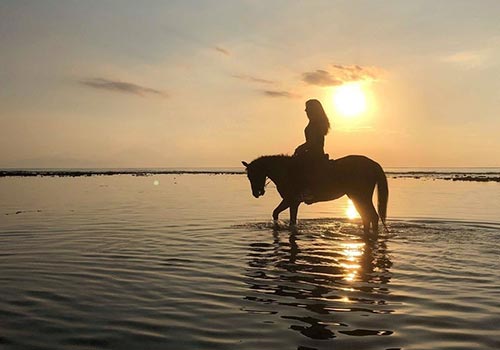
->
333 83 367 117
346 199 360 219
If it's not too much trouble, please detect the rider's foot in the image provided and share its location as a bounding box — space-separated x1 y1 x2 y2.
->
304 195 315 205
300 189 315 204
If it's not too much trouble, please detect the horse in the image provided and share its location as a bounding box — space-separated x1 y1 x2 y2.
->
242 155 388 235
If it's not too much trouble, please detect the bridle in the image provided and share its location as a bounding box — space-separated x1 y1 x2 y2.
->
264 178 271 189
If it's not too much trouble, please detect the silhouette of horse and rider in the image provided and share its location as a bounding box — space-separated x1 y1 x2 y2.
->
242 99 388 235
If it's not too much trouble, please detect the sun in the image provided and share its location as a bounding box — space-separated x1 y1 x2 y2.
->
333 83 367 117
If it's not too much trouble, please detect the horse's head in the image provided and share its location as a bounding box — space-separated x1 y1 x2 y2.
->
242 160 267 198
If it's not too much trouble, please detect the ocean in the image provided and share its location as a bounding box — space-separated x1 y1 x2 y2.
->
1 169 499 349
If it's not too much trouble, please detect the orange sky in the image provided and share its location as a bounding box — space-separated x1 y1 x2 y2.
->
1 1 499 168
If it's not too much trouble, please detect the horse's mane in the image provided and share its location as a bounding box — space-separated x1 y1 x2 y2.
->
254 154 291 161
252 154 292 166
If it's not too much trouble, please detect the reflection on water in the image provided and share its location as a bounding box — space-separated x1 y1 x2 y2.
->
2 176 500 350
244 221 394 345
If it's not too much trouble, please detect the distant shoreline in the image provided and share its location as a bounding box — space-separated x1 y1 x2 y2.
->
0 170 242 177
1 169 500 182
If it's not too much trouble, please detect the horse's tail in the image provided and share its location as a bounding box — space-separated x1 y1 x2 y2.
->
376 164 389 232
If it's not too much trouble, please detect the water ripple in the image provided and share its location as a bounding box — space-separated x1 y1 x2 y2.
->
1 175 500 349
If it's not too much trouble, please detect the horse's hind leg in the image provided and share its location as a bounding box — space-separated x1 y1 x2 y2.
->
365 201 379 235
370 205 379 234
351 196 379 235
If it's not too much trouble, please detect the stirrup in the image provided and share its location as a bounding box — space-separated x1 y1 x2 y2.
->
304 195 315 205
300 192 315 204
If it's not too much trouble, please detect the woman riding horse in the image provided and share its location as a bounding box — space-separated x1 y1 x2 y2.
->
293 99 331 204
242 100 388 234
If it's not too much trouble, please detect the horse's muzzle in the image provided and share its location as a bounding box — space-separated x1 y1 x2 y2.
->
253 189 265 198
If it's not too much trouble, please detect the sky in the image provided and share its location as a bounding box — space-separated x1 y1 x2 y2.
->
1 0 500 168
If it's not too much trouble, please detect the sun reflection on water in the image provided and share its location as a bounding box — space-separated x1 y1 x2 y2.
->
340 242 364 282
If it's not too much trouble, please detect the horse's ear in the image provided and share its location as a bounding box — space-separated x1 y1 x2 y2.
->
241 161 249 168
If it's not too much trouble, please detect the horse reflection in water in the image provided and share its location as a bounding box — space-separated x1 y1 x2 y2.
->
243 222 395 345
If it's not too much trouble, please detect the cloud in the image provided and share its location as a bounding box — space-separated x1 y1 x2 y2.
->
440 51 485 69
214 46 230 56
232 74 274 84
302 64 383 87
80 78 166 97
262 90 298 98
302 70 343 87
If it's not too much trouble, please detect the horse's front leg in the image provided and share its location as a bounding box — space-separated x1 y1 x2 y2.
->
273 199 290 222
289 200 300 226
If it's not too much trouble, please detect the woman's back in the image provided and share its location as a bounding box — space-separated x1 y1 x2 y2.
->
304 122 325 156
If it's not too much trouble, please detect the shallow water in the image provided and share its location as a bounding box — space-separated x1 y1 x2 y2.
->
1 175 499 349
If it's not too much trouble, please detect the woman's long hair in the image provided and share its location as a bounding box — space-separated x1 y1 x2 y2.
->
306 99 330 135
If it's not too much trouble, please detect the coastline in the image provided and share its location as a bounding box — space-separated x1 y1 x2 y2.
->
1 169 500 182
